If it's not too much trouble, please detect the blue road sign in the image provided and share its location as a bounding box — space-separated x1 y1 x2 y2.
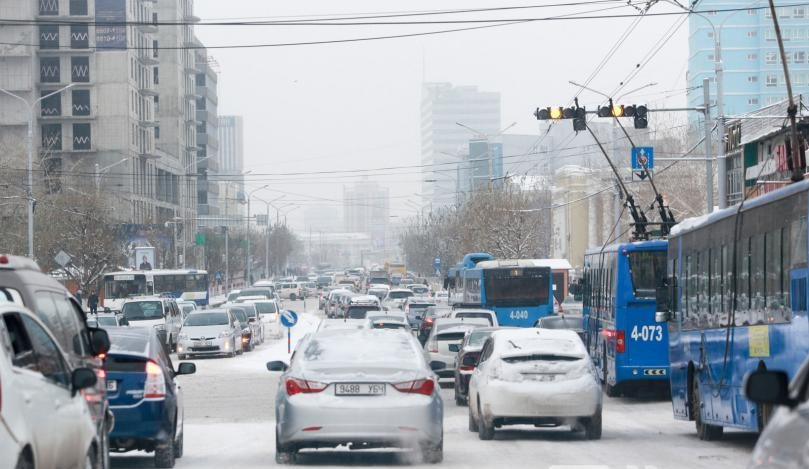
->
280 310 299 328
631 147 654 170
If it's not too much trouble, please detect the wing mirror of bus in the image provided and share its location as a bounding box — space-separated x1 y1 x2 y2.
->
744 369 797 408
654 311 670 323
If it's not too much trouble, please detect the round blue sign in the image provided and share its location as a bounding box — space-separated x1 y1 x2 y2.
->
280 310 299 328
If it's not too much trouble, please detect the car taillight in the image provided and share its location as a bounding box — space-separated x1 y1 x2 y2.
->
285 377 327 396
393 379 435 396
459 365 475 371
144 360 166 400
424 317 433 325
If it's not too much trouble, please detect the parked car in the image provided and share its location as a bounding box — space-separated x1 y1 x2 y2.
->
251 299 282 339
453 327 500 406
278 282 303 301
418 305 453 344
105 327 196 468
0 254 112 469
177 309 243 359
301 282 318 297
468 328 602 440
745 356 809 468
227 306 255 351
450 308 499 327
403 297 437 330
0 304 101 469
425 318 489 381
176 301 197 320
267 329 444 463
226 290 241 302
535 314 585 342
121 297 183 351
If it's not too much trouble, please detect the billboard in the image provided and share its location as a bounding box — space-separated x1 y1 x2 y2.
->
95 0 127 50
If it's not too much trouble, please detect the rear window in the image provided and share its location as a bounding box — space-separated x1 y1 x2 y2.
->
96 316 118 326
502 354 581 363
238 289 271 298
388 291 413 300
122 301 163 321
467 331 493 347
409 303 433 310
437 332 466 341
104 355 147 372
456 312 494 325
347 306 380 319
254 302 277 314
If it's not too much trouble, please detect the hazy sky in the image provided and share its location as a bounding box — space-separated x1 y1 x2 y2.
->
193 0 690 230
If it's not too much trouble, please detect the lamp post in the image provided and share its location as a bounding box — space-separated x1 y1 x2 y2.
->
180 155 212 268
245 184 269 285
0 83 75 259
221 170 251 291
254 195 284 279
95 157 130 194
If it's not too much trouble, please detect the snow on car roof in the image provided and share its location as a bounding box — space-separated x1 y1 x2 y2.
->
302 329 422 368
491 328 585 358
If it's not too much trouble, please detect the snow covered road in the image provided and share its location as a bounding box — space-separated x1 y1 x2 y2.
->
111 301 755 469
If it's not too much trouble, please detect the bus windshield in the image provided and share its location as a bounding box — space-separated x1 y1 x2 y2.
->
483 268 550 307
104 275 148 298
627 250 666 299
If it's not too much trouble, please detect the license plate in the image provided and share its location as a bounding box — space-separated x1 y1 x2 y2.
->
194 341 211 347
335 383 385 396
106 380 118 392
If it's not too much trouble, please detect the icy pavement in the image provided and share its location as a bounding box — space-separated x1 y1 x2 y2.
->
111 301 755 469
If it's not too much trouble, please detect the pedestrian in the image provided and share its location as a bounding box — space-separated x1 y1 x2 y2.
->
88 291 99 315
74 289 82 307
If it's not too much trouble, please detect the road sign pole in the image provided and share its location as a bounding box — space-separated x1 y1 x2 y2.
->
287 327 291 354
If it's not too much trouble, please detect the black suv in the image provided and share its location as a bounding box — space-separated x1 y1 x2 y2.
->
0 254 112 469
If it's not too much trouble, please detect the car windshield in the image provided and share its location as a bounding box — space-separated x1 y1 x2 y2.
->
230 309 248 323
121 301 163 321
185 312 229 326
254 302 277 314
467 330 493 347
388 291 413 299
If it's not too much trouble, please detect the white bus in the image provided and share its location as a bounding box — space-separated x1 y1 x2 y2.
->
102 269 209 311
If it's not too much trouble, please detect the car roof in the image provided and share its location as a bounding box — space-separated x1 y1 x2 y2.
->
107 327 158 358
489 328 585 353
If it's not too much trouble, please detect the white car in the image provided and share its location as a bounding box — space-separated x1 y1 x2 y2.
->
250 299 283 339
0 304 100 469
120 297 183 351
177 309 243 358
468 328 602 440
425 318 490 382
450 308 499 327
278 282 303 301
383 288 415 310
317 318 370 331
434 291 449 304
177 300 197 319
745 357 809 468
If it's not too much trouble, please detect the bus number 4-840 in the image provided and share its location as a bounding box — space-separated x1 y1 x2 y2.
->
631 325 663 342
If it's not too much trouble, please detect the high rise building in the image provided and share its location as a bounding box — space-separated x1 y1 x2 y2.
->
687 1 809 116
218 115 245 222
194 42 220 223
343 179 389 249
420 83 501 208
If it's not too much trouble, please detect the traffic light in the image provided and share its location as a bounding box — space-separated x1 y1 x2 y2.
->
535 107 565 120
572 106 586 131
597 106 612 118
595 103 649 129
633 105 648 129
535 105 586 131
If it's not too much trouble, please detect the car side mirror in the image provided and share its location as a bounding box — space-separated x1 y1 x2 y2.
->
744 369 796 408
71 367 97 395
462 355 478 367
266 361 289 372
654 311 671 323
429 360 446 371
88 327 110 355
176 362 197 376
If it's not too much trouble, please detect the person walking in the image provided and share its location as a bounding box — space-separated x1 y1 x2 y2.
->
88 291 99 315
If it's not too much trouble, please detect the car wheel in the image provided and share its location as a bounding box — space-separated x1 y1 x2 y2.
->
98 421 111 469
154 435 176 468
477 401 495 440
275 428 296 464
692 377 723 440
602 349 620 398
421 438 443 464
583 408 602 440
14 452 33 469
468 406 479 432
454 385 466 406
174 423 184 459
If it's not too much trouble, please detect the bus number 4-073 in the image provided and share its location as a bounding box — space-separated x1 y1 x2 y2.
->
630 325 663 342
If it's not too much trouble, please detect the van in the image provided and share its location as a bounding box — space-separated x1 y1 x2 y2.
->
120 297 183 351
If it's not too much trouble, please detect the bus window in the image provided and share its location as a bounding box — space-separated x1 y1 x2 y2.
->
627 250 666 300
483 268 549 308
104 275 147 298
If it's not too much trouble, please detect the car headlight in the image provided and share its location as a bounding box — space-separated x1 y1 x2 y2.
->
219 331 232 338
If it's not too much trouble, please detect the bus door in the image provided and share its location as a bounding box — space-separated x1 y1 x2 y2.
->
790 268 807 315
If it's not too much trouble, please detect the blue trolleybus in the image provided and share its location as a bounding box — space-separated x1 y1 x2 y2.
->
446 253 554 327
582 240 670 396
659 180 809 439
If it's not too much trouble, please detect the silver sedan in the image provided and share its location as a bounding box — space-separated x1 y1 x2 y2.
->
267 329 445 464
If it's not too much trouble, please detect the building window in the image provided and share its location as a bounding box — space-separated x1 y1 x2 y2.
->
765 30 776 41
41 124 62 150
69 0 88 15
794 29 806 40
40 90 61 117
748 76 759 83
71 56 90 82
39 25 59 49
196 97 205 110
796 51 806 64
40 57 60 83
153 40 158 58
153 67 159 84
155 126 160 139
154 95 159 112
748 98 759 105
72 123 91 150
70 24 89 49
196 73 205 86
795 73 807 86
72 89 90 116
766 74 778 87
39 0 59 15
779 7 791 18
748 30 758 38
766 52 778 64
748 53 758 61
765 8 772 18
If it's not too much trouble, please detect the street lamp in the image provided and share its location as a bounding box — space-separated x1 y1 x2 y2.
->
178 155 213 268
245 184 269 284
221 170 252 291
254 195 284 278
0 83 75 259
95 157 130 193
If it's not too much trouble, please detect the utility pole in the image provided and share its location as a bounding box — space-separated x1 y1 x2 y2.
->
224 183 229 292
702 78 714 212
769 0 805 182
714 29 727 208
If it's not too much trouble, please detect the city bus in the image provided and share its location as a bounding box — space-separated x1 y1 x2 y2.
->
658 180 809 439
102 269 210 311
446 253 554 327
581 240 669 396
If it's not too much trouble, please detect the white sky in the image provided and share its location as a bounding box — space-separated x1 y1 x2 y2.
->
193 0 690 230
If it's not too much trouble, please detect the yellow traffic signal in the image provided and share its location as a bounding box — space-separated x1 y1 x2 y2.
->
549 107 564 119
611 105 625 117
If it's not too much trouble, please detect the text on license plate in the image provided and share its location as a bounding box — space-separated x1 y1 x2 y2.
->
335 383 385 396
106 380 118 392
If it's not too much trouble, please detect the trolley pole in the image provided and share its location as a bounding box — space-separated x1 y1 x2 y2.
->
702 78 714 212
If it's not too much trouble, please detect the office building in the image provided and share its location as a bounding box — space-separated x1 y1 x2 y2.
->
194 41 220 223
218 115 245 221
420 82 501 208
343 179 390 243
688 1 809 116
